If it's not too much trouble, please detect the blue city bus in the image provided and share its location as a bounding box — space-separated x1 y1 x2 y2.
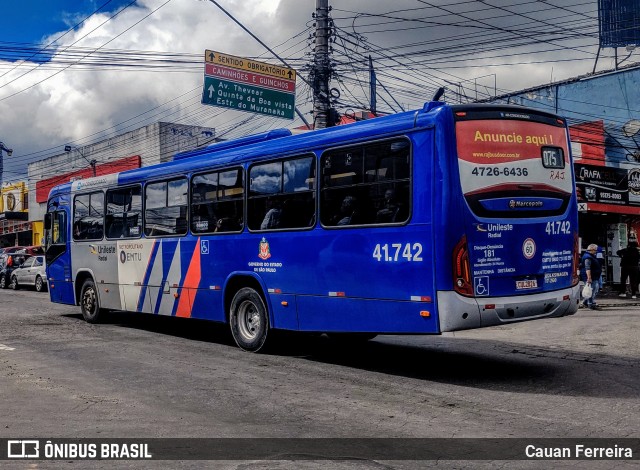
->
44 102 580 351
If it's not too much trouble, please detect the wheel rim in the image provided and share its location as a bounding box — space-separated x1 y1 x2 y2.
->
82 286 96 316
36 277 42 290
0 277 4 288
236 300 261 341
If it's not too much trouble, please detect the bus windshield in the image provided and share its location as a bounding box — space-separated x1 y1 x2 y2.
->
455 109 572 218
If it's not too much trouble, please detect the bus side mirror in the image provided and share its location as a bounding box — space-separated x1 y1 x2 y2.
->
44 213 51 230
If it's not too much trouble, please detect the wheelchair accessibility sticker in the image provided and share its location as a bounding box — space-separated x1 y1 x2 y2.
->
200 240 210 255
474 276 489 296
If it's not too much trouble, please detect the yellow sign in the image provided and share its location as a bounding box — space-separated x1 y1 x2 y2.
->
1 181 27 213
204 50 296 82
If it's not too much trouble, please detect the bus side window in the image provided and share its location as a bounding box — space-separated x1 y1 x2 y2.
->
321 138 411 227
144 178 188 237
106 186 142 239
73 192 104 240
191 168 244 234
248 156 315 231
51 211 66 244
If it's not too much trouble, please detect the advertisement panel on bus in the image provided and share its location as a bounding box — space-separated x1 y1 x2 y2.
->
455 111 577 298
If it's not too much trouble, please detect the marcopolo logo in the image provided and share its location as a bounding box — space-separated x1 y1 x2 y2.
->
509 199 543 209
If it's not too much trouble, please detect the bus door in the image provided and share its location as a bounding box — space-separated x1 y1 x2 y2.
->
45 200 75 304
454 108 576 298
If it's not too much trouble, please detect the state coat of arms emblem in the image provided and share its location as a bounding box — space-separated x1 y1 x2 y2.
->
258 237 271 260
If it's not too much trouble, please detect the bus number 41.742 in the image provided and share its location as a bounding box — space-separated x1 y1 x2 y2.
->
372 243 424 262
545 221 570 235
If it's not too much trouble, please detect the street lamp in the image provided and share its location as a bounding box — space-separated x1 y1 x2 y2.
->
0 141 13 188
65 145 97 177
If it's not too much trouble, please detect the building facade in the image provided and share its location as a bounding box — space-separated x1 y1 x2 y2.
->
0 181 32 248
28 122 216 229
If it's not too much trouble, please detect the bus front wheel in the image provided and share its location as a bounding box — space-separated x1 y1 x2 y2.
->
80 279 103 323
229 287 270 352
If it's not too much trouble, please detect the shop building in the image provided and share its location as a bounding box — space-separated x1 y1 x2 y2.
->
0 181 32 248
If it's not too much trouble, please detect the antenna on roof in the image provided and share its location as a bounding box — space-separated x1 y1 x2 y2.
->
432 87 445 102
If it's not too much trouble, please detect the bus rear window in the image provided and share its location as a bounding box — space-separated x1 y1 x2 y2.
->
455 116 573 218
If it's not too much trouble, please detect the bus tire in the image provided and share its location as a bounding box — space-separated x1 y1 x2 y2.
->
229 287 270 352
80 279 103 323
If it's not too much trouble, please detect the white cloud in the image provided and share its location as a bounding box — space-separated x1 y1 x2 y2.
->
0 0 636 180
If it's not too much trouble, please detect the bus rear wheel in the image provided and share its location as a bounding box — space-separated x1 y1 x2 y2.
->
80 279 104 323
229 287 270 352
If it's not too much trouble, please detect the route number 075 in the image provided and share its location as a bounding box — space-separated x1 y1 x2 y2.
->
372 243 424 262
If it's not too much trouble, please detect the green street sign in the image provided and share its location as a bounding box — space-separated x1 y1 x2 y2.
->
202 76 295 120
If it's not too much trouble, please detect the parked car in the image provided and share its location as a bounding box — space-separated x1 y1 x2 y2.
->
0 246 27 255
15 245 45 256
10 255 47 292
0 253 30 289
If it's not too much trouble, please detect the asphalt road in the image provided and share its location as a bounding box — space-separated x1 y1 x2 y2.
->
0 287 638 469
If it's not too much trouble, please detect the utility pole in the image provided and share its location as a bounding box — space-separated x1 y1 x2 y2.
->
312 0 331 128
0 141 13 188
65 145 97 177
369 55 377 116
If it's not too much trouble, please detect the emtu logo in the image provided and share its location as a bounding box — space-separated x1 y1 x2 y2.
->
7 440 40 458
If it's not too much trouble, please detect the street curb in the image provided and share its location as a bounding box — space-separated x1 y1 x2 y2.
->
581 302 640 308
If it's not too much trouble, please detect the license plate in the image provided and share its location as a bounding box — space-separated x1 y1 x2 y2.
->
516 279 538 289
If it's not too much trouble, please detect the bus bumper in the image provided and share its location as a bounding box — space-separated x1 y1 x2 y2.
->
437 284 581 333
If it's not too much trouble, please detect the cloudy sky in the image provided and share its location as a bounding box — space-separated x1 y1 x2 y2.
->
0 0 637 181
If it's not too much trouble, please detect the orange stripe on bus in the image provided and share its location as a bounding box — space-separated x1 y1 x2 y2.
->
175 240 202 318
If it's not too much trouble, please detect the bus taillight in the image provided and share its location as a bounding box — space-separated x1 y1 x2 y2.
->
572 232 580 286
453 235 473 296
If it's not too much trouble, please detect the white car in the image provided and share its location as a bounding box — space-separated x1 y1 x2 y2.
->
10 255 47 292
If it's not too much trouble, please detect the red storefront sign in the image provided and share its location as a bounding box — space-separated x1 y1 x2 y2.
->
36 155 141 204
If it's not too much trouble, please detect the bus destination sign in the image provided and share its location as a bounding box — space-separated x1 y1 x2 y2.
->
201 50 296 120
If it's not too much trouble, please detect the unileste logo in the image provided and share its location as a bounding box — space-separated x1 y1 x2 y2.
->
628 169 640 196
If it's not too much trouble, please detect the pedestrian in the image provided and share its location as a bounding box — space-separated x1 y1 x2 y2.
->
580 243 602 310
617 240 640 299
596 246 604 290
